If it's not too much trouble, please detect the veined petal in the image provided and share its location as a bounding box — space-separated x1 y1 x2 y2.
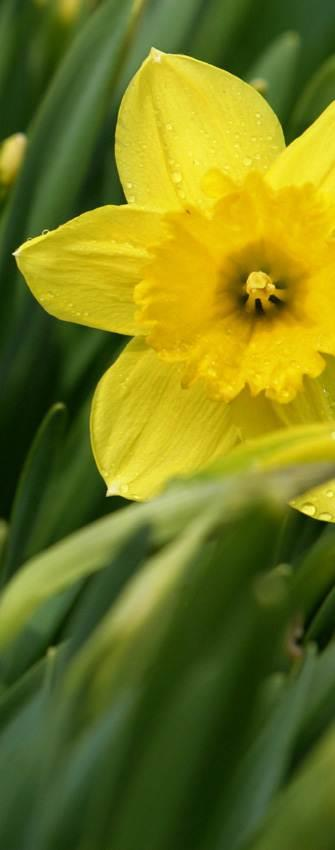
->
116 50 285 210
15 206 164 335
268 102 335 193
91 338 238 500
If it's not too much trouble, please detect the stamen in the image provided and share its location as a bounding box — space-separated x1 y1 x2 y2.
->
246 270 275 296
243 270 286 314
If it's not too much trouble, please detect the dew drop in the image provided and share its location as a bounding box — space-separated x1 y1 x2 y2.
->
126 181 133 189
128 195 135 203
42 229 49 235
172 171 182 184
165 123 173 131
318 512 332 522
301 502 316 517
243 157 252 167
326 489 334 498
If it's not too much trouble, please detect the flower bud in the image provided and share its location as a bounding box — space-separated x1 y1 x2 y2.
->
0 133 27 187
57 0 82 23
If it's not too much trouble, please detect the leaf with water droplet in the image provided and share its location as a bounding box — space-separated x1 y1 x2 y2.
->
195 423 335 523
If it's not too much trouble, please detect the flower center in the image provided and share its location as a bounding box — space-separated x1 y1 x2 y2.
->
136 173 335 404
243 270 286 314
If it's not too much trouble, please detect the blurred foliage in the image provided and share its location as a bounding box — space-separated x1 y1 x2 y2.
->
2 0 335 847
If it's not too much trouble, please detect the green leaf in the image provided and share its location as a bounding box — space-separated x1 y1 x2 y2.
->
297 641 335 754
0 470 291 651
27 497 286 850
250 724 335 850
86 506 288 850
0 656 46 728
207 650 316 850
188 0 256 65
305 585 335 647
247 31 301 121
293 527 335 616
290 54 335 137
196 423 335 484
2 403 67 582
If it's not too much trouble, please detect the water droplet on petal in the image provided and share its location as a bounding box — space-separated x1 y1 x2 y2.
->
326 489 334 498
301 502 316 517
318 512 332 522
172 171 182 184
243 157 252 167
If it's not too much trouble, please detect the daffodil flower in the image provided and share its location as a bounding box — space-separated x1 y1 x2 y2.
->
15 50 335 502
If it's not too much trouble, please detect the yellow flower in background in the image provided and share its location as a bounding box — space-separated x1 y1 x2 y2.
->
15 50 335 501
0 133 27 188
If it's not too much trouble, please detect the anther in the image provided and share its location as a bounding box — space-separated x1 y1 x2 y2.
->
243 270 285 314
246 270 274 296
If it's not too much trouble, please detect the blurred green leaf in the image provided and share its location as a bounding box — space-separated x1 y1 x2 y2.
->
293 527 335 616
296 641 335 754
196 423 335 483
247 31 301 121
188 0 256 65
2 403 66 582
0 467 303 651
250 724 335 850
206 649 316 850
290 54 335 137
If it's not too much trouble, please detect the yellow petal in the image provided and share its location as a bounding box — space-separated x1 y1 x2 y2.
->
91 338 238 500
15 205 164 335
116 50 285 210
268 102 335 192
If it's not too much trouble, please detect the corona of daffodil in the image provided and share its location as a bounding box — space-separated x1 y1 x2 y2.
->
15 50 335 501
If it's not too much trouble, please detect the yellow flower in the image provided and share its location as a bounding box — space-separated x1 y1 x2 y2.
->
15 50 335 501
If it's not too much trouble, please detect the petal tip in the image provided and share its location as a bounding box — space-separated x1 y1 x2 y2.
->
106 479 128 498
149 47 165 64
